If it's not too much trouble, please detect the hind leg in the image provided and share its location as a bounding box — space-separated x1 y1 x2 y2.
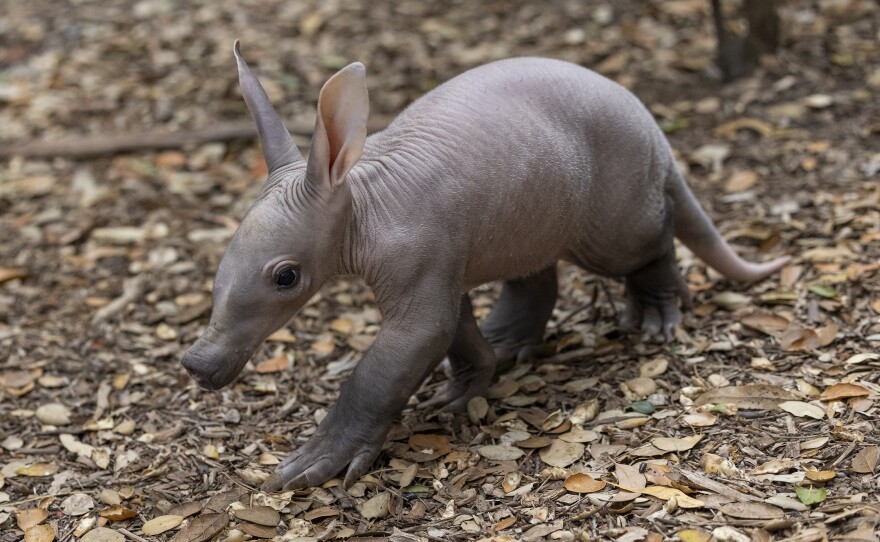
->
480 266 558 366
420 294 497 411
620 240 692 341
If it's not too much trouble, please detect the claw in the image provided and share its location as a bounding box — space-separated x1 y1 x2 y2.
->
261 472 284 493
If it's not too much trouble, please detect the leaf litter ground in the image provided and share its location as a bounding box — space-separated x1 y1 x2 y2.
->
1 1 879 541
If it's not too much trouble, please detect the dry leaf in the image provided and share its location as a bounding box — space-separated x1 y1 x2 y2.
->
778 401 825 420
820 383 869 401
477 445 524 461
639 358 668 378
694 384 794 410
170 513 227 542
563 473 606 493
232 506 280 526
99 505 137 521
539 440 585 468
0 267 28 283
682 412 717 427
852 446 879 474
360 492 391 519
266 329 297 343
652 435 702 452
303 506 338 522
17 508 49 530
517 436 552 449
614 463 646 490
167 501 202 518
61 493 95 516
741 313 790 335
408 434 451 456
502 471 521 493
723 170 758 193
559 426 599 443
779 324 838 351
35 403 71 425
80 527 125 542
804 469 835 482
24 524 55 542
719 502 784 520
624 485 705 508
142 515 184 535
678 529 712 542
254 354 289 374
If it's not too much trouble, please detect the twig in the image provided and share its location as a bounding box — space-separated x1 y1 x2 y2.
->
90 275 147 325
0 116 392 159
118 527 151 542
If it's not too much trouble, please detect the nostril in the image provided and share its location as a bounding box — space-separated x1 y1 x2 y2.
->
181 351 204 374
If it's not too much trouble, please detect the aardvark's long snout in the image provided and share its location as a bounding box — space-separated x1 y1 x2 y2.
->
181 327 254 391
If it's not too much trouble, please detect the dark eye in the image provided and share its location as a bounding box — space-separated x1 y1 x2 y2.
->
276 269 297 287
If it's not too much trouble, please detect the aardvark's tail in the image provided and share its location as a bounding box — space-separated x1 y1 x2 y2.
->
668 171 789 282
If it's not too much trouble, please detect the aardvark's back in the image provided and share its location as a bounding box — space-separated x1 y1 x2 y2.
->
357 57 676 285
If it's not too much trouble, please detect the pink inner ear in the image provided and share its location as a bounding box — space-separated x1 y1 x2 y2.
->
313 65 369 187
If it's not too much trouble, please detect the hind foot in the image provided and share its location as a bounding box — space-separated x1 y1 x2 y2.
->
480 266 558 367
620 248 692 342
420 294 496 411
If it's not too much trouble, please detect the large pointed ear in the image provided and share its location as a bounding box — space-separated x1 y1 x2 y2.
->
234 40 303 173
306 62 369 190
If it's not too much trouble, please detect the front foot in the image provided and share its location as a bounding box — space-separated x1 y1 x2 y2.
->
262 421 386 492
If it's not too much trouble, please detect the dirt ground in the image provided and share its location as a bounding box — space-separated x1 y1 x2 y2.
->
1 1 879 541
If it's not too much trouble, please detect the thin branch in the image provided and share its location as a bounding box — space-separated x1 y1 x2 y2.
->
0 116 391 159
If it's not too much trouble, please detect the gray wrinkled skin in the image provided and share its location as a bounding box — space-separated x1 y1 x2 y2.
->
181 42 788 492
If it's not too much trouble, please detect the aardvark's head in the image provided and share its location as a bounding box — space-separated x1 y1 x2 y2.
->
181 41 369 390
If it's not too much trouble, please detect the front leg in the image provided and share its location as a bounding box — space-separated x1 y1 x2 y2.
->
262 279 460 491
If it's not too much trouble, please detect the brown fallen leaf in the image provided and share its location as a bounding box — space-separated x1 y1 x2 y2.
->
17 508 49 530
494 516 517 531
170 513 227 542
80 527 124 542
0 268 28 284
17 463 60 477
232 506 279 527
24 524 55 542
563 473 606 493
166 501 202 519
678 529 712 542
203 490 242 513
517 436 552 449
714 118 774 139
682 412 717 427
779 324 838 351
408 434 451 456
539 440 585 468
723 170 758 193
266 329 297 343
303 507 338 522
652 435 703 452
614 463 646 491
819 383 870 401
477 445 524 461
502 471 521 493
719 502 784 520
694 384 795 410
99 505 137 521
804 469 835 482
851 446 879 474
254 354 289 374
142 515 184 536
360 492 391 519
741 313 790 335
238 523 277 539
